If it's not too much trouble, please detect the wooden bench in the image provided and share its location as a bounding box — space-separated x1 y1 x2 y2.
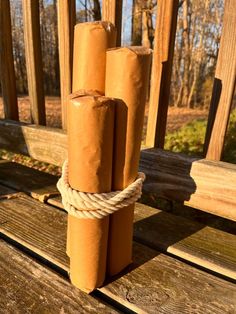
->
0 0 236 312
0 161 236 313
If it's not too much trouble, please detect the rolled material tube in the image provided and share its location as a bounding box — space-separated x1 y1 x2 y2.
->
67 21 116 258
105 47 152 276
72 21 117 94
68 94 115 292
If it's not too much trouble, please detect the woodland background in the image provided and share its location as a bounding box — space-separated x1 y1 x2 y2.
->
3 0 225 109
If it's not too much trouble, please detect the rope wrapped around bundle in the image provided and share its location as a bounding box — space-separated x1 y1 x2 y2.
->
57 160 145 219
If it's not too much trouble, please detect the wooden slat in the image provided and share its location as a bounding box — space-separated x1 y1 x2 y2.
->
0 194 235 313
146 0 179 148
140 148 236 221
47 195 236 280
101 242 236 314
0 194 68 270
102 0 123 46
204 0 236 160
133 204 236 280
0 160 235 281
22 0 45 125
0 121 236 220
0 0 18 120
0 241 118 313
0 121 67 166
57 0 76 130
0 161 59 201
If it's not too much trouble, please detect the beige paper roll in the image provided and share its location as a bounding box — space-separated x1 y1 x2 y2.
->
68 94 115 292
68 21 116 259
72 21 117 94
66 90 102 258
105 47 152 275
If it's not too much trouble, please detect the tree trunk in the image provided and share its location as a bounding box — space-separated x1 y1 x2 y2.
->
92 0 101 21
142 0 154 48
53 0 60 94
131 0 142 45
182 0 190 107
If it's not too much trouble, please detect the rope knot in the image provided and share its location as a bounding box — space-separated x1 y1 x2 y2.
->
57 160 145 219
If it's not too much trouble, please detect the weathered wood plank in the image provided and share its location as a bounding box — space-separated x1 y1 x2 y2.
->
145 0 179 148
0 194 235 313
47 195 236 280
102 0 123 45
0 0 18 120
0 195 68 271
22 0 45 125
0 161 59 201
133 203 236 280
0 241 118 313
101 242 236 314
0 121 236 219
140 148 236 221
0 121 67 166
204 0 236 160
57 0 76 130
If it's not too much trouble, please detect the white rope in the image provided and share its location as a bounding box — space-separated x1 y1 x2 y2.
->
57 160 145 219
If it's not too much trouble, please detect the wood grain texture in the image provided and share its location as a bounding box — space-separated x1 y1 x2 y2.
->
133 203 236 280
146 0 179 148
46 195 236 280
140 148 236 221
0 241 118 313
0 121 67 166
0 195 68 271
0 0 18 120
22 0 45 125
0 194 235 313
204 0 236 160
101 242 236 314
0 120 235 219
57 0 76 130
102 0 123 45
0 161 59 201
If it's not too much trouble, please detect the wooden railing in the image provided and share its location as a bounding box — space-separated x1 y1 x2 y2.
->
0 0 236 221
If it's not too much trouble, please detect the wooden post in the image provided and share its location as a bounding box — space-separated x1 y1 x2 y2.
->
145 0 179 148
102 0 123 46
0 0 18 120
204 0 236 160
57 0 76 130
22 0 45 125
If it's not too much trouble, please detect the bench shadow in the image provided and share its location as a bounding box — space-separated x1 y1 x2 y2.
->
0 160 58 195
104 209 204 286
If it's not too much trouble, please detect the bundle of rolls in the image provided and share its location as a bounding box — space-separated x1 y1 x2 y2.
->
64 21 151 293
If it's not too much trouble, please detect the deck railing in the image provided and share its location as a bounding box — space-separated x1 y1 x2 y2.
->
0 0 236 221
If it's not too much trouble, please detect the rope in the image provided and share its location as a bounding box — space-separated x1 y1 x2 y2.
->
57 160 145 219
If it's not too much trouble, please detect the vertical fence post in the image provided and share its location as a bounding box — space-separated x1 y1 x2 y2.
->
22 0 45 125
204 0 236 160
145 0 179 148
0 0 18 120
102 0 123 46
57 0 76 130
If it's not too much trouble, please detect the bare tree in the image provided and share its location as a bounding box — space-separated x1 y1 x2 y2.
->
170 0 224 109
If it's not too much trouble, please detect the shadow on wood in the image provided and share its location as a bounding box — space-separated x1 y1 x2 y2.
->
0 161 59 201
204 78 222 156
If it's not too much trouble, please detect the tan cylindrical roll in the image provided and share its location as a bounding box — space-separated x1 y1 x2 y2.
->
68 94 115 292
68 21 116 258
105 47 152 276
72 21 117 94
